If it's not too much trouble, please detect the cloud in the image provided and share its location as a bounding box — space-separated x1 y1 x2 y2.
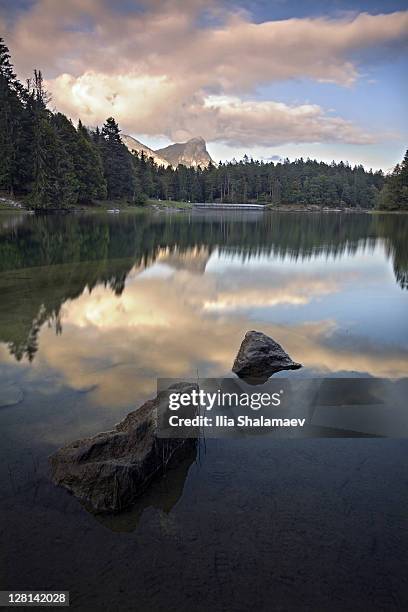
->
8 250 407 411
3 1 408 146
195 95 375 145
48 76 376 145
49 71 182 128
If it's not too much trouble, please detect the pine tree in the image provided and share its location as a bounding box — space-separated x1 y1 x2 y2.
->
0 38 25 196
50 113 80 207
377 151 408 210
77 127 107 202
26 70 51 207
52 114 106 203
99 117 136 201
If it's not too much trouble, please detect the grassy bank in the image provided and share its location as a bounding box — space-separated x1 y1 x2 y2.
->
3 192 407 214
79 198 193 212
87 199 193 212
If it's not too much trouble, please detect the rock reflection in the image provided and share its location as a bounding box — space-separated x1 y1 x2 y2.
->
95 448 198 533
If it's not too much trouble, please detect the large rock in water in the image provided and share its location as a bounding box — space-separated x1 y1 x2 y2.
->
232 330 302 383
49 383 197 514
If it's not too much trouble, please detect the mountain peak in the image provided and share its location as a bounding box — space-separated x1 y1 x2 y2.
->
187 136 206 144
122 134 214 168
156 137 214 168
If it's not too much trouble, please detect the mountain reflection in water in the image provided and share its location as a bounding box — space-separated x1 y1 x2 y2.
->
0 211 407 384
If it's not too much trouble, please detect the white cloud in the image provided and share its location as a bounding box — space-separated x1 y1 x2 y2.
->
48 80 375 145
49 71 180 126
199 95 375 145
3 1 408 146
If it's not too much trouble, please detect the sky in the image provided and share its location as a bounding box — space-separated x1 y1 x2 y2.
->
1 0 407 170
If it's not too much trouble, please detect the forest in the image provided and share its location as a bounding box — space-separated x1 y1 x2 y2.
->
0 38 406 210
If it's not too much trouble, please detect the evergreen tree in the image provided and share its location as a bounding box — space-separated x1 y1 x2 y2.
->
99 117 136 201
53 115 107 202
25 70 52 207
377 151 408 210
0 38 24 195
49 113 80 207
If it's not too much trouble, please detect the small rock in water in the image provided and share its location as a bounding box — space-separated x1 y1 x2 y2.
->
232 330 302 384
49 382 198 514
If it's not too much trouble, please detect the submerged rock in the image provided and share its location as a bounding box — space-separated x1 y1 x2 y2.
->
232 330 302 384
49 382 198 514
95 449 197 533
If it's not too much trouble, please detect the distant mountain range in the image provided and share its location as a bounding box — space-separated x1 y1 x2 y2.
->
122 134 215 168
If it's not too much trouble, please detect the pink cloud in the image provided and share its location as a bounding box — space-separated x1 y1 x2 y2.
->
2 1 407 146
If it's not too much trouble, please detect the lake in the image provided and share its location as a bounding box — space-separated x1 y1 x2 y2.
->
0 210 407 610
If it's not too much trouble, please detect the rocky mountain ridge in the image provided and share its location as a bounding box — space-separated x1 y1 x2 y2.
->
122 134 214 168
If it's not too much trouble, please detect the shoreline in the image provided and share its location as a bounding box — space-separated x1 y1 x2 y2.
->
1 196 407 215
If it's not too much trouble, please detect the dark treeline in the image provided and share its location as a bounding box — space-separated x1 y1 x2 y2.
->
1 38 405 210
376 151 408 210
141 152 385 208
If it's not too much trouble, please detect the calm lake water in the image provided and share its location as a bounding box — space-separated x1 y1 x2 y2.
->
0 210 407 610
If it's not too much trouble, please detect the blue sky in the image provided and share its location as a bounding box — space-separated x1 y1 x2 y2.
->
230 0 408 20
206 51 408 170
211 0 408 169
1 0 407 170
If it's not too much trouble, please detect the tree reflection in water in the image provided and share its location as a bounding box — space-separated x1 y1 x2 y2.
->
0 210 406 362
